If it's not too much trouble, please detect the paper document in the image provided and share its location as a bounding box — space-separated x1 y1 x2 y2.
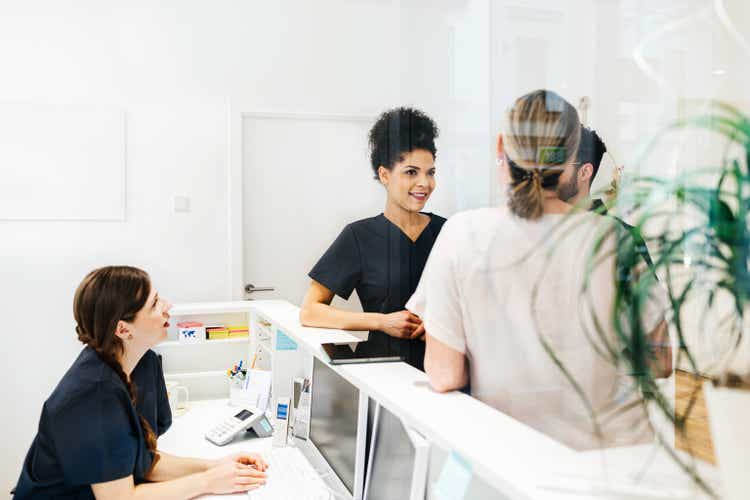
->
243 369 272 412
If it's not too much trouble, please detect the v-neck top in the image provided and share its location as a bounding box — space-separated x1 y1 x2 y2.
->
309 212 447 370
13 347 171 499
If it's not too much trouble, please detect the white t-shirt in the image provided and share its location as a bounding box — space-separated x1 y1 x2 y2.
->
406 207 664 450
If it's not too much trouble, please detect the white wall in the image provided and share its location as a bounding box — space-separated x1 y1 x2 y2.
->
0 0 442 490
2 0 748 491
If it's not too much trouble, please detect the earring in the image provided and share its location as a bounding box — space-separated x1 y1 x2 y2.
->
127 334 133 340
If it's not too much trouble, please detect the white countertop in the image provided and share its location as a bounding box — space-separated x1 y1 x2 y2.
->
158 399 270 500
159 399 348 500
162 300 720 500
249 300 368 345
247 300 721 500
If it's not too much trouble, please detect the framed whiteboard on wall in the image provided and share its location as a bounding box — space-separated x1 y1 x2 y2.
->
0 104 126 221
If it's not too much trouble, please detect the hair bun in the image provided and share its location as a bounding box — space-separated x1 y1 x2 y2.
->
504 90 581 220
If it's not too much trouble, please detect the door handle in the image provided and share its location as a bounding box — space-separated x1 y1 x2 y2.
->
244 283 275 294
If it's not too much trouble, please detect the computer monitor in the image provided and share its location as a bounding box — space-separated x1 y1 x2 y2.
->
364 403 428 500
310 357 366 496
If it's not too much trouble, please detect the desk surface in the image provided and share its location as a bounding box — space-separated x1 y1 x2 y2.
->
158 399 270 500
158 399 348 500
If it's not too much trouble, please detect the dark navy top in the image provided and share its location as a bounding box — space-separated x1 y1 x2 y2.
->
13 347 171 499
309 213 447 371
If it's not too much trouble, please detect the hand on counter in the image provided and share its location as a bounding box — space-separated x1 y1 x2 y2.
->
221 451 268 471
379 310 424 339
203 452 268 494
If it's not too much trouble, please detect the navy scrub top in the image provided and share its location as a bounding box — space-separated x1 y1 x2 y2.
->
13 347 172 499
309 212 447 371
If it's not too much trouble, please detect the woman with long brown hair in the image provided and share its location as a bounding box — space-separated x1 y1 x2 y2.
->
14 266 268 499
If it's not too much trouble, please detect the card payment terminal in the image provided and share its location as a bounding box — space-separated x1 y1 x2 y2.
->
205 408 274 446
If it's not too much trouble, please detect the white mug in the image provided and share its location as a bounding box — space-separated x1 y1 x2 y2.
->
165 380 189 415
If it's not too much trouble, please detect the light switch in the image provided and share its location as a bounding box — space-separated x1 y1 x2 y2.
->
173 195 190 213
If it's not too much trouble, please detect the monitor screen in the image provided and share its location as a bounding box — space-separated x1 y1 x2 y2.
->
365 405 417 500
310 357 359 494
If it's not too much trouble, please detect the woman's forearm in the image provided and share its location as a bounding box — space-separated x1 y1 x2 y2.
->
145 451 214 482
132 472 209 500
95 455 265 499
92 471 210 500
300 301 382 331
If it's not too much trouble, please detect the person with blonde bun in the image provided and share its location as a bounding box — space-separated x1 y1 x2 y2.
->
407 90 670 450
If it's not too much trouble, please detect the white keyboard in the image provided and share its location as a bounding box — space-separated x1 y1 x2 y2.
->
248 446 332 500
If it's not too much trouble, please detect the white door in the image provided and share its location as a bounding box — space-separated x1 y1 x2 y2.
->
241 114 383 311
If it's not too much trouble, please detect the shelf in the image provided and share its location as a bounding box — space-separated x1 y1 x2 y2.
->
255 319 273 330
157 338 249 348
164 370 229 379
255 341 274 359
253 320 273 339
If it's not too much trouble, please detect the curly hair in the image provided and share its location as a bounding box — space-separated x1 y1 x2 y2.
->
368 107 439 179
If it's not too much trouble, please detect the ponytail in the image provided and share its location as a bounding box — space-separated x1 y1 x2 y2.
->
503 90 580 219
506 157 565 220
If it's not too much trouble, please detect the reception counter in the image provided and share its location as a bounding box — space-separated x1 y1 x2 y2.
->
159 300 720 499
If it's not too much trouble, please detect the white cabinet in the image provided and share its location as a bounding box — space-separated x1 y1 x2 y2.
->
154 301 254 401
155 299 359 406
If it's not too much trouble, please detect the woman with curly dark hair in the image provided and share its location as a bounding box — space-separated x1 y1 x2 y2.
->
299 107 445 371
13 266 268 499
